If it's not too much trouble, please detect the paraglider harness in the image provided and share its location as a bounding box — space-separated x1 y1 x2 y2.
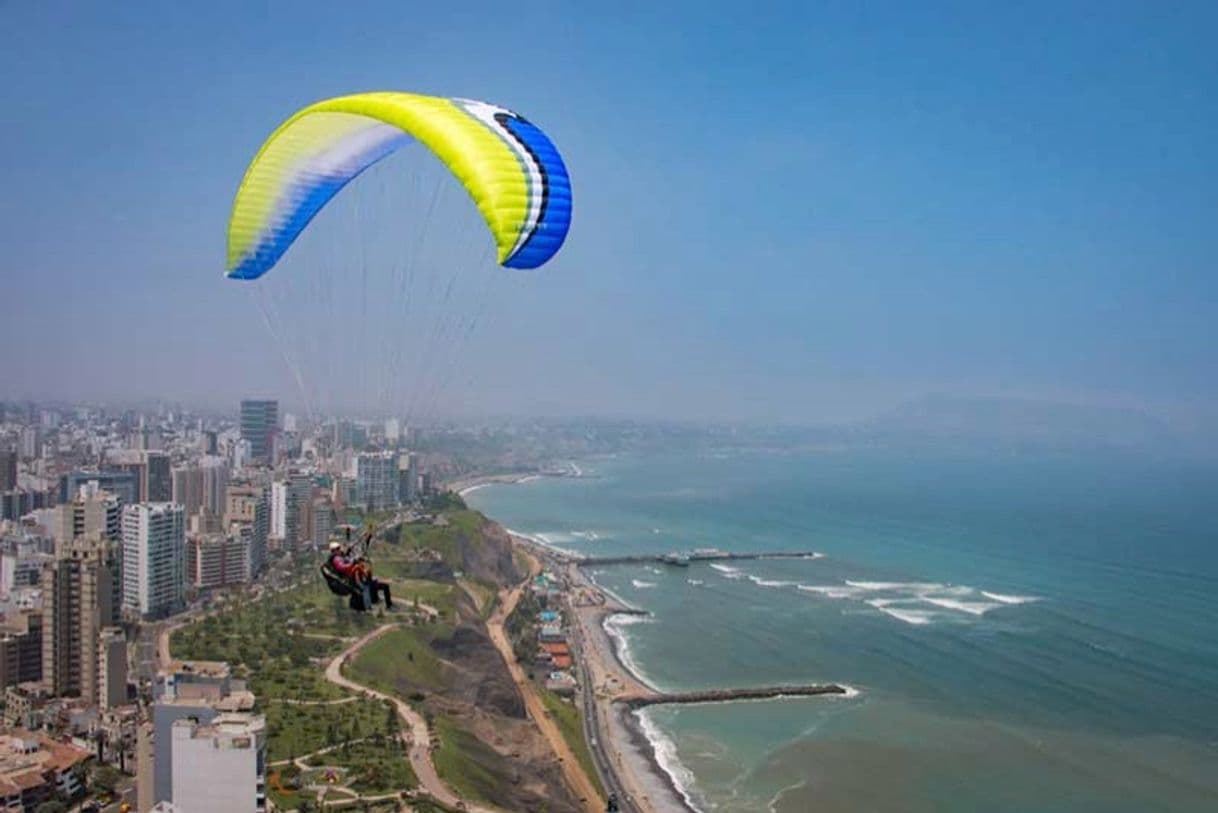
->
321 525 381 611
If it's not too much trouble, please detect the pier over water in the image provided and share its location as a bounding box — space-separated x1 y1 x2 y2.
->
621 683 849 708
575 550 822 567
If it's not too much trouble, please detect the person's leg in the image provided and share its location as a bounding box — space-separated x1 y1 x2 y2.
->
378 581 393 609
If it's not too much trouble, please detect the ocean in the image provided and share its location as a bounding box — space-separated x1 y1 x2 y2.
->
464 449 1218 812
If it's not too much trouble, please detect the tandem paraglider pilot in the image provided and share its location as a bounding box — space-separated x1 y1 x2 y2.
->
322 528 393 612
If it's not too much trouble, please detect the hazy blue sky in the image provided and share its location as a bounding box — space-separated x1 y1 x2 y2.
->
2 1 1215 424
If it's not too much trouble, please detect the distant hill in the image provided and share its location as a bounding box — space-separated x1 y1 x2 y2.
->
853 395 1192 455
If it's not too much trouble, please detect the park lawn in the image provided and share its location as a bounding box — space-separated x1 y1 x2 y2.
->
345 627 450 697
254 659 348 703
301 738 418 794
538 688 605 799
394 509 485 567
431 714 505 807
384 578 457 614
265 697 396 763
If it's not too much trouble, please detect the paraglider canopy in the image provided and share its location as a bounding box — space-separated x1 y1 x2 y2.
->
226 91 572 280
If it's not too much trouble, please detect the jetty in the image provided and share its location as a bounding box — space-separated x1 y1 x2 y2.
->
619 683 848 709
577 550 821 567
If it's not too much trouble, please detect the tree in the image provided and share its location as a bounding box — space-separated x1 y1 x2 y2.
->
91 764 121 794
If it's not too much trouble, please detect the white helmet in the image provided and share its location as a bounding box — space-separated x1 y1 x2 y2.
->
328 540 342 551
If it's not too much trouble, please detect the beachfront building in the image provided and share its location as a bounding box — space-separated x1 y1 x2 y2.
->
539 623 566 643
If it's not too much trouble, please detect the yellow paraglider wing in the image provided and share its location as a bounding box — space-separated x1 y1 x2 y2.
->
226 91 571 279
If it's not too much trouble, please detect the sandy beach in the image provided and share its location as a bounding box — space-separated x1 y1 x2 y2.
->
507 530 697 813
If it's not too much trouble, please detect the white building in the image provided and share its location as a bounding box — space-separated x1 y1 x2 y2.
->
169 713 266 812
121 503 185 619
269 481 288 541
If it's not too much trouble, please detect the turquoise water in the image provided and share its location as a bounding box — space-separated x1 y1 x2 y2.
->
466 450 1218 812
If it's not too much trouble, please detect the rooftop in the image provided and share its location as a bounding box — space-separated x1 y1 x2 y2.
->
0 729 90 795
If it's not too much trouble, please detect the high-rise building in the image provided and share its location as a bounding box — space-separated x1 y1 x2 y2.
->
200 456 229 517
41 534 120 704
143 452 172 503
171 467 204 517
54 487 122 630
58 470 138 507
239 400 278 466
402 452 420 504
169 714 267 811
202 429 219 456
310 496 335 547
231 438 252 471
0 450 16 492
0 611 43 688
269 481 288 543
97 627 128 709
122 503 185 619
224 484 268 576
270 474 313 551
355 452 397 512
19 426 41 460
55 487 121 548
188 534 249 590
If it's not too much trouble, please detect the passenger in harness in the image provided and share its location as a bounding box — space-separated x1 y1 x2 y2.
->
322 527 393 611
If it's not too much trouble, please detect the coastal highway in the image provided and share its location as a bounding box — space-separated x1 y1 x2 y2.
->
569 611 638 813
486 557 607 812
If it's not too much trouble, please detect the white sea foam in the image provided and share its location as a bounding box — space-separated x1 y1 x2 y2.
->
570 530 601 542
982 591 1041 605
803 552 826 560
917 594 1000 615
457 482 492 496
516 474 543 484
768 779 808 813
797 584 864 600
687 579 705 586
836 683 862 699
631 579 657 589
603 613 654 686
846 580 944 592
646 566 663 575
747 575 795 588
865 599 936 625
505 528 576 556
635 708 705 813
709 563 739 574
